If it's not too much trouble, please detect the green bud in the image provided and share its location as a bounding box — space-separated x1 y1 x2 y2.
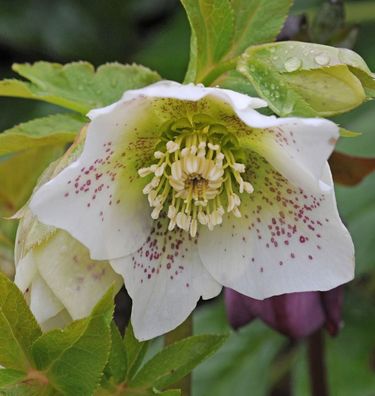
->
237 41 375 117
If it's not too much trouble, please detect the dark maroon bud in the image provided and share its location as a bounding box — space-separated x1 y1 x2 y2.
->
225 286 344 339
321 286 344 336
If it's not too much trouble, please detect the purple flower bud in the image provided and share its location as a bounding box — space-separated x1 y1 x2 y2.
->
225 286 344 339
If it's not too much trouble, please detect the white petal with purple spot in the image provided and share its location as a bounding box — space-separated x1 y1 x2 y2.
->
198 160 354 299
110 218 222 340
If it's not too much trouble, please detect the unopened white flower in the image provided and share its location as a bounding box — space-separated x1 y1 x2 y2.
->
15 208 122 331
29 81 354 340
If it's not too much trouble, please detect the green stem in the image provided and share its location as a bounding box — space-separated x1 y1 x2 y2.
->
200 58 239 87
164 315 193 396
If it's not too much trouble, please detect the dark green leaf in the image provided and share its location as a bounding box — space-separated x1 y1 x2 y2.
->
130 334 228 389
0 62 160 114
0 273 41 371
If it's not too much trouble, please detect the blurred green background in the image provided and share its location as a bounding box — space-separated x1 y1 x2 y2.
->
0 0 374 395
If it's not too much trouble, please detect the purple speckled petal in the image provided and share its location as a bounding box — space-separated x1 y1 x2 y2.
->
199 160 354 299
110 218 222 341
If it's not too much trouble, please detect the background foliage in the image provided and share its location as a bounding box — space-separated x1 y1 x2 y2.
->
0 0 374 395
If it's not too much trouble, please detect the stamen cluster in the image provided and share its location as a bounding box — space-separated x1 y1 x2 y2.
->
138 115 254 236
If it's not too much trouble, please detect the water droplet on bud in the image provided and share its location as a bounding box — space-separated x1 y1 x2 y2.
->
284 57 301 72
314 53 330 66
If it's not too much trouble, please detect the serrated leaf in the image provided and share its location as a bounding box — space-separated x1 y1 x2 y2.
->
31 289 114 396
228 0 292 56
0 62 160 114
103 323 127 384
181 0 292 84
130 334 228 389
0 273 42 371
181 0 235 83
0 114 85 156
238 41 374 116
124 323 149 380
0 369 26 388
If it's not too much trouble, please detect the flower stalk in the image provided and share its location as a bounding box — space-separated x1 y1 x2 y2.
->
307 329 329 396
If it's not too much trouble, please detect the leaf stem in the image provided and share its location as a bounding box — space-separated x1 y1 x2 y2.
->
307 329 329 396
164 315 193 396
200 58 239 87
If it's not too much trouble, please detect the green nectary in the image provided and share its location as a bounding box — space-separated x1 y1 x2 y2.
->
138 114 254 237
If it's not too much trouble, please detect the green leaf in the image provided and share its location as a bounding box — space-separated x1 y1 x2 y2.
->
238 41 374 116
130 334 228 389
0 146 65 216
229 0 292 56
0 114 85 156
181 0 234 83
0 369 26 388
124 323 149 380
181 0 292 84
0 383 56 396
31 288 114 396
0 62 160 114
103 323 127 384
154 390 181 396
215 70 259 96
0 273 42 371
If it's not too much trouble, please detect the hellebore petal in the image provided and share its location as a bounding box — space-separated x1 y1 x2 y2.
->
225 286 344 339
15 212 123 330
30 97 158 260
27 81 355 340
15 146 123 330
110 218 221 341
199 160 354 299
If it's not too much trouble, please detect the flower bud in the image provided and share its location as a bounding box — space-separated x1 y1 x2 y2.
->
238 41 375 117
225 287 344 339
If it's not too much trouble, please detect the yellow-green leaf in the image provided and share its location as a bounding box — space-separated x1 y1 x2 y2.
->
0 114 85 156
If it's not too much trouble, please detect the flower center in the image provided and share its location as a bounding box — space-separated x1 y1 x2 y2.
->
138 114 254 237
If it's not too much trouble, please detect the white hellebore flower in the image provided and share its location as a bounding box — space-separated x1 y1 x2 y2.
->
29 81 355 340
